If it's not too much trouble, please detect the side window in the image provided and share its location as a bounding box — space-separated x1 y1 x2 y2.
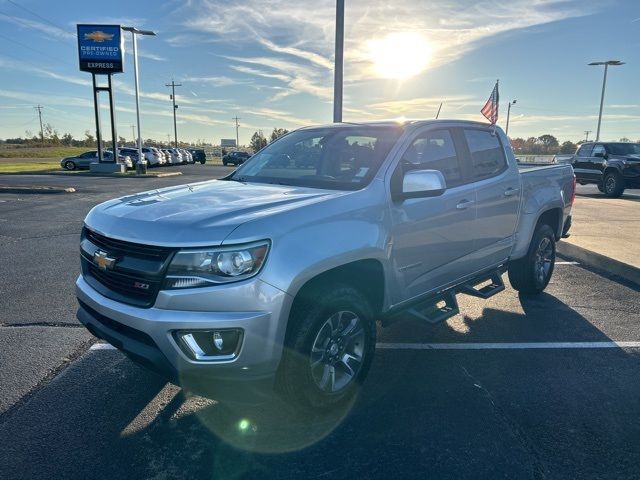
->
576 144 593 157
402 129 463 186
591 144 606 157
463 129 507 180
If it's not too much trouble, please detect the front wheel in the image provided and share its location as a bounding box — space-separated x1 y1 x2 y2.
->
603 171 624 198
508 224 556 294
64 161 75 171
277 284 376 411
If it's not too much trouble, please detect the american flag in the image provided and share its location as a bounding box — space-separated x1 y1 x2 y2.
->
480 81 499 124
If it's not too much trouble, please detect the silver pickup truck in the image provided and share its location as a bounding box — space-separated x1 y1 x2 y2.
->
76 120 575 410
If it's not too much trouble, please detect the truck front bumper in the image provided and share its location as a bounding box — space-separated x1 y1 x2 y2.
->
76 275 292 400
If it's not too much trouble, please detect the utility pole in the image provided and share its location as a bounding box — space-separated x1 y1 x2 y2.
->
333 0 344 123
584 130 592 142
165 80 182 147
232 116 241 148
34 105 44 141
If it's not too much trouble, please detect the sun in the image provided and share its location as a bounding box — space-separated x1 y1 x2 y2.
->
368 32 432 80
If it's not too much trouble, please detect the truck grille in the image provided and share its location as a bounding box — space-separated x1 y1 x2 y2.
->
81 227 175 308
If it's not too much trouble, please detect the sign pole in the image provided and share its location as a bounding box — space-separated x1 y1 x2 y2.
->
92 73 104 163
107 74 118 162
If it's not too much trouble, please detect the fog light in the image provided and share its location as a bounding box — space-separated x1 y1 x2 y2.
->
175 329 243 361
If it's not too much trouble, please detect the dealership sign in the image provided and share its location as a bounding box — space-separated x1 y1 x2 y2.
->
221 139 237 147
77 24 124 74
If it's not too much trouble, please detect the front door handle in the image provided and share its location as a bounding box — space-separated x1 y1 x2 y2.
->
456 199 475 210
504 187 520 197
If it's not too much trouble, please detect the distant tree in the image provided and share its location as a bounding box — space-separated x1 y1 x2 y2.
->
510 137 525 152
83 130 95 147
619 137 631 142
61 133 74 146
537 134 559 150
269 127 289 143
250 130 267 153
118 136 126 146
559 140 577 154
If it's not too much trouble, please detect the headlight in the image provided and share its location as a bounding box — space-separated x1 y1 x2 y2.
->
163 240 269 289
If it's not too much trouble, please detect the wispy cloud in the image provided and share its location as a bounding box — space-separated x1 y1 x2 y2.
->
0 13 74 40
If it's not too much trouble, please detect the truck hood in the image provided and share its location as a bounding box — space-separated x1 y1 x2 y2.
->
84 179 344 246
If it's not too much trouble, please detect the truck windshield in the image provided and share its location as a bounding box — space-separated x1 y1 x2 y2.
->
607 143 640 156
228 126 403 190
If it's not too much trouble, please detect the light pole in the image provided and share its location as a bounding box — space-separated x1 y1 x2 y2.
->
588 60 624 141
505 99 517 136
333 0 344 123
122 26 156 163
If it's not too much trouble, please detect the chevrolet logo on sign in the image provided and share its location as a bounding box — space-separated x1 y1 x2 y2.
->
84 31 114 42
93 250 116 270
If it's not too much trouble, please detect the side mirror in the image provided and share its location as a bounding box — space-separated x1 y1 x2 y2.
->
397 169 446 200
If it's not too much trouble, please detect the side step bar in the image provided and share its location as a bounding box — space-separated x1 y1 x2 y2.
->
381 267 505 327
459 272 505 299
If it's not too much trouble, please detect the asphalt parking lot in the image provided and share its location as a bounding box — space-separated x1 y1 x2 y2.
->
1 166 640 479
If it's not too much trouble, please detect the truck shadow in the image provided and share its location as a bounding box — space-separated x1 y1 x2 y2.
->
577 192 640 202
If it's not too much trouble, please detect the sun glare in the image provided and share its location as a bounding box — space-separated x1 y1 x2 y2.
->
368 32 432 80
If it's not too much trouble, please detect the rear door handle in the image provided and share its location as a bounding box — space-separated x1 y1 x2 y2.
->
504 187 520 197
456 199 475 210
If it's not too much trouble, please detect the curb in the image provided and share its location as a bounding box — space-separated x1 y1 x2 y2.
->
48 171 183 178
0 185 75 194
557 241 640 287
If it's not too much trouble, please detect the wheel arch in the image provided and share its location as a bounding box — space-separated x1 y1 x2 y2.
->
290 259 386 318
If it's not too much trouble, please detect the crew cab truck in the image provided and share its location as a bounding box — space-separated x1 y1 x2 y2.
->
76 120 575 410
570 142 640 197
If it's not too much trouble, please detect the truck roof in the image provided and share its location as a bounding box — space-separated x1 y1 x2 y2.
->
298 119 494 131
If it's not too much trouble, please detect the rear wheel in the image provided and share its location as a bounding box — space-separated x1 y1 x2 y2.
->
597 183 605 192
508 223 556 294
64 161 75 171
603 171 624 198
278 284 376 411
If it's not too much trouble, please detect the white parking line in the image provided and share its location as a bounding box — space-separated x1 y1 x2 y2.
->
90 343 117 350
555 261 580 265
376 341 640 350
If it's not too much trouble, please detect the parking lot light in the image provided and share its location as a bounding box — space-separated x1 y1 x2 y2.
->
588 60 625 141
122 26 156 164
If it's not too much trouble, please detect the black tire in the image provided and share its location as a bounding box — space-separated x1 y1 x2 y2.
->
597 183 605 193
603 171 624 198
277 284 376 411
64 161 75 171
222 161 228 166
508 223 556 294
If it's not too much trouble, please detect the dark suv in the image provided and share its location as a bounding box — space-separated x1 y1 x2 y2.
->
222 151 251 166
188 149 206 164
571 142 640 197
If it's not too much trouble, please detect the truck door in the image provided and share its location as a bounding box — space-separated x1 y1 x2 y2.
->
588 144 607 183
388 127 478 302
461 127 520 268
573 143 594 182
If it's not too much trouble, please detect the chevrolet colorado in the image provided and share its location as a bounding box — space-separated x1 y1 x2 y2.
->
76 120 575 410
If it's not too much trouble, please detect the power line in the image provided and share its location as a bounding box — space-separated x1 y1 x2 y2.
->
34 104 44 140
165 80 182 147
0 32 75 67
6 0 71 34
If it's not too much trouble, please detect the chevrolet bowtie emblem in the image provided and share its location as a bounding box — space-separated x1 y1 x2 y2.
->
84 31 114 42
93 250 116 270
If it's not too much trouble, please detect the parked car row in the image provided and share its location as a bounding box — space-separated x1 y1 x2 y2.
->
60 147 208 171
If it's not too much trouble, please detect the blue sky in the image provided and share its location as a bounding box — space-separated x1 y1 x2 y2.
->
0 0 639 144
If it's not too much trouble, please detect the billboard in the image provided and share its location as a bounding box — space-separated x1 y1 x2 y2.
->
77 24 124 74
221 139 237 147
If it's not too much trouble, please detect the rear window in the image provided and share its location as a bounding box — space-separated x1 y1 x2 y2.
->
463 129 507 180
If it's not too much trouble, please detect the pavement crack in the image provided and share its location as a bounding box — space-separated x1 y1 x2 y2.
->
460 365 547 480
0 322 84 328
